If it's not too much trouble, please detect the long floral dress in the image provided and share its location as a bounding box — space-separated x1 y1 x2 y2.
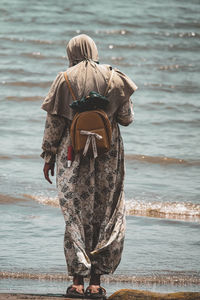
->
41 81 134 277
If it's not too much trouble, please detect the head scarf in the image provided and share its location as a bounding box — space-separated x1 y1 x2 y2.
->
66 34 99 67
42 34 137 120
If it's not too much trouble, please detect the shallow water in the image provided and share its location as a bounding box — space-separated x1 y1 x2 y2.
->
1 279 200 296
0 0 200 294
1 197 200 293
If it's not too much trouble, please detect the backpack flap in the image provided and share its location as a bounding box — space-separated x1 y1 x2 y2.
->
70 110 112 157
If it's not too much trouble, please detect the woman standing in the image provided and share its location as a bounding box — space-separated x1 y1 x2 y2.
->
41 34 137 299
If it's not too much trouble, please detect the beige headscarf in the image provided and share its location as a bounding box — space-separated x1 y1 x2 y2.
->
41 34 137 120
67 34 99 67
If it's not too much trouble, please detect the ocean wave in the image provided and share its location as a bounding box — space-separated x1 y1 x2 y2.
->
125 154 200 166
126 200 200 221
152 119 200 126
137 102 200 114
142 83 200 94
137 62 199 73
0 155 40 160
152 31 200 39
102 41 200 53
23 194 59 208
95 29 130 35
0 153 199 166
0 155 11 160
1 81 51 88
22 194 200 222
158 63 195 72
148 20 199 31
1 271 200 284
0 194 28 204
0 36 55 45
139 102 200 110
6 96 42 102
1 68 48 77
21 52 47 59
20 52 66 61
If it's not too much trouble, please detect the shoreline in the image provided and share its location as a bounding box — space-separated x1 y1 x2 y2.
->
1 271 200 285
1 289 200 300
1 276 200 297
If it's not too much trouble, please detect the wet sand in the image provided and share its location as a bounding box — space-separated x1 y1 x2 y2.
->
1 290 200 300
0 194 28 204
0 295 91 300
0 294 75 300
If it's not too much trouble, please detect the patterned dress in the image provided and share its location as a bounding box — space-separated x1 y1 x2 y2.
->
41 74 134 277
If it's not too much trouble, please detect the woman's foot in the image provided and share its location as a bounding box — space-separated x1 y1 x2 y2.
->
71 284 84 293
66 274 84 298
86 268 106 298
87 285 100 294
85 285 106 299
66 284 84 298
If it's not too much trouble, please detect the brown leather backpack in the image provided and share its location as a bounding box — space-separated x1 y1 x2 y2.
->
64 70 113 158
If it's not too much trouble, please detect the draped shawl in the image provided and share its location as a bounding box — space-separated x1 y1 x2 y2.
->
41 34 137 120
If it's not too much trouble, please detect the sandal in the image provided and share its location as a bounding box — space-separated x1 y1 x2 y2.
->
66 285 84 298
85 286 107 299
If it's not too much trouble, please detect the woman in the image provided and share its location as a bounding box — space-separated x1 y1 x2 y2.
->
41 34 137 299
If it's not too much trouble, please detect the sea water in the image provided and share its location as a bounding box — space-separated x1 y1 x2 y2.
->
0 0 200 295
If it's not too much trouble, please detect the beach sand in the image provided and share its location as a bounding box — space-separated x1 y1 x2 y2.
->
1 290 200 300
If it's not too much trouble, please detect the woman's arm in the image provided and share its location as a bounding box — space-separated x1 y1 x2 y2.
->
41 113 67 183
116 97 134 126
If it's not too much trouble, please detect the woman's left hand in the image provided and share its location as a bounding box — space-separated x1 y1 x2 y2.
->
43 162 55 184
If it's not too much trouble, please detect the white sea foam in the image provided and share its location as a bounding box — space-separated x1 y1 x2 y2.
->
126 200 200 221
23 194 59 207
1 271 200 284
23 194 200 221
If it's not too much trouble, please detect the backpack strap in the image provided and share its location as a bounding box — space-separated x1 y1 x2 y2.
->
104 68 114 96
64 72 76 101
64 68 114 99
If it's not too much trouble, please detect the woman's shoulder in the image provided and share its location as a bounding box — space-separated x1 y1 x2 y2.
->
45 72 66 92
96 63 111 72
112 68 138 93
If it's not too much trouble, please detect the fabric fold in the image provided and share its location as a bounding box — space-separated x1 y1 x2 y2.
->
41 66 137 120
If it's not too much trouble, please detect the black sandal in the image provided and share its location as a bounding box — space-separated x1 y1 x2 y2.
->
66 285 84 298
85 286 107 299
